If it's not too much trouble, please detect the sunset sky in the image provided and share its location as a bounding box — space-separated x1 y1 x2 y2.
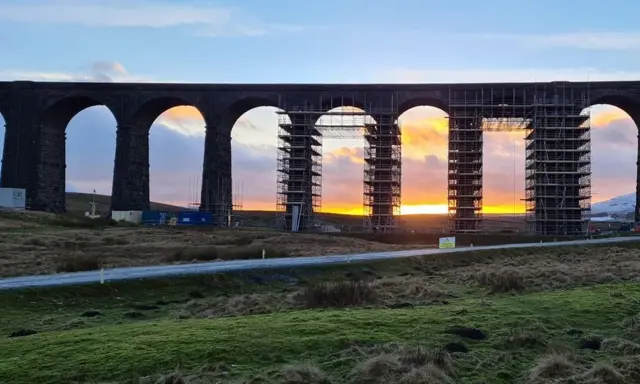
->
0 0 638 215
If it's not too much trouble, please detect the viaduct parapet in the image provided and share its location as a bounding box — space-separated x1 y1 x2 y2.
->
1 80 640 235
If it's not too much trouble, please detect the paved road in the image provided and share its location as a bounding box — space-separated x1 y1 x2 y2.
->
1 236 638 291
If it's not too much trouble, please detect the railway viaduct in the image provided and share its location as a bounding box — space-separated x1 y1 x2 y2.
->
0 80 639 235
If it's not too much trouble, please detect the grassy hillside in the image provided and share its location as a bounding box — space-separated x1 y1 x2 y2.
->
66 192 525 233
66 192 186 215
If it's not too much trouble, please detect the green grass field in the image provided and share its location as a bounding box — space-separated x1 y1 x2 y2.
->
2 243 640 383
2 283 639 384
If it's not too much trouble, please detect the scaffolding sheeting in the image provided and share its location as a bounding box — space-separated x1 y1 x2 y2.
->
524 84 591 235
447 87 532 233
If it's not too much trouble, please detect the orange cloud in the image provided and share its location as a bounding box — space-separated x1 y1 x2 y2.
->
591 108 631 128
324 147 364 165
156 106 206 136
400 117 448 160
160 106 204 122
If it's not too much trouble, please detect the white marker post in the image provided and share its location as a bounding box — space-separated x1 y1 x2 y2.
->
262 249 266 259
100 268 104 284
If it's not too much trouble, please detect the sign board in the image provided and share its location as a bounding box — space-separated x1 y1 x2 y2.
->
438 236 456 249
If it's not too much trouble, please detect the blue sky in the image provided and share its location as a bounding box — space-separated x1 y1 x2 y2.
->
0 0 639 212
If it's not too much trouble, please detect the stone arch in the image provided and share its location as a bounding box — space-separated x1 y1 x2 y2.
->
34 95 119 213
130 96 206 131
589 94 640 121
40 95 119 130
586 94 640 224
199 97 281 225
220 96 280 131
398 96 448 117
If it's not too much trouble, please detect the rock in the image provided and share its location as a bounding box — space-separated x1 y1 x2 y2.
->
80 309 102 317
188 290 205 299
445 327 487 340
444 341 469 353
566 329 584 337
124 310 144 319
9 329 37 338
133 304 160 311
579 337 602 350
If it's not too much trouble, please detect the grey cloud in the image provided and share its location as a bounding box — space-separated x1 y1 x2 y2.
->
593 120 637 149
0 61 148 82
0 1 310 38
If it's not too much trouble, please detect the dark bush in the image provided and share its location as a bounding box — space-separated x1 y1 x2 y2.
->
230 235 254 246
225 247 289 260
101 236 129 245
56 255 102 273
167 246 288 262
302 281 376 308
50 216 117 229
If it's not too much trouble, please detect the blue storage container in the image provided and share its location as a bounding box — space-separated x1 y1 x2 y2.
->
176 211 213 226
141 210 171 225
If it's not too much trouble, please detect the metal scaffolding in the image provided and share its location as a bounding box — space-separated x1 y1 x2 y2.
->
276 110 322 232
447 87 531 233
524 83 591 236
276 96 401 233
363 110 402 233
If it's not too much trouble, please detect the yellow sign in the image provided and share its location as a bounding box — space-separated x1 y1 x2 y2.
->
438 236 456 249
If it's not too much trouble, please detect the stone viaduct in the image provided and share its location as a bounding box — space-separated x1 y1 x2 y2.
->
1 80 640 235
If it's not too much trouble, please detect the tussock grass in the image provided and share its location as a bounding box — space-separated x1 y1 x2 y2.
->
301 281 377 308
601 338 640 355
528 353 577 382
177 292 291 319
475 267 526 293
621 313 640 333
350 345 454 384
278 363 331 384
372 277 450 304
503 324 549 349
573 363 625 384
